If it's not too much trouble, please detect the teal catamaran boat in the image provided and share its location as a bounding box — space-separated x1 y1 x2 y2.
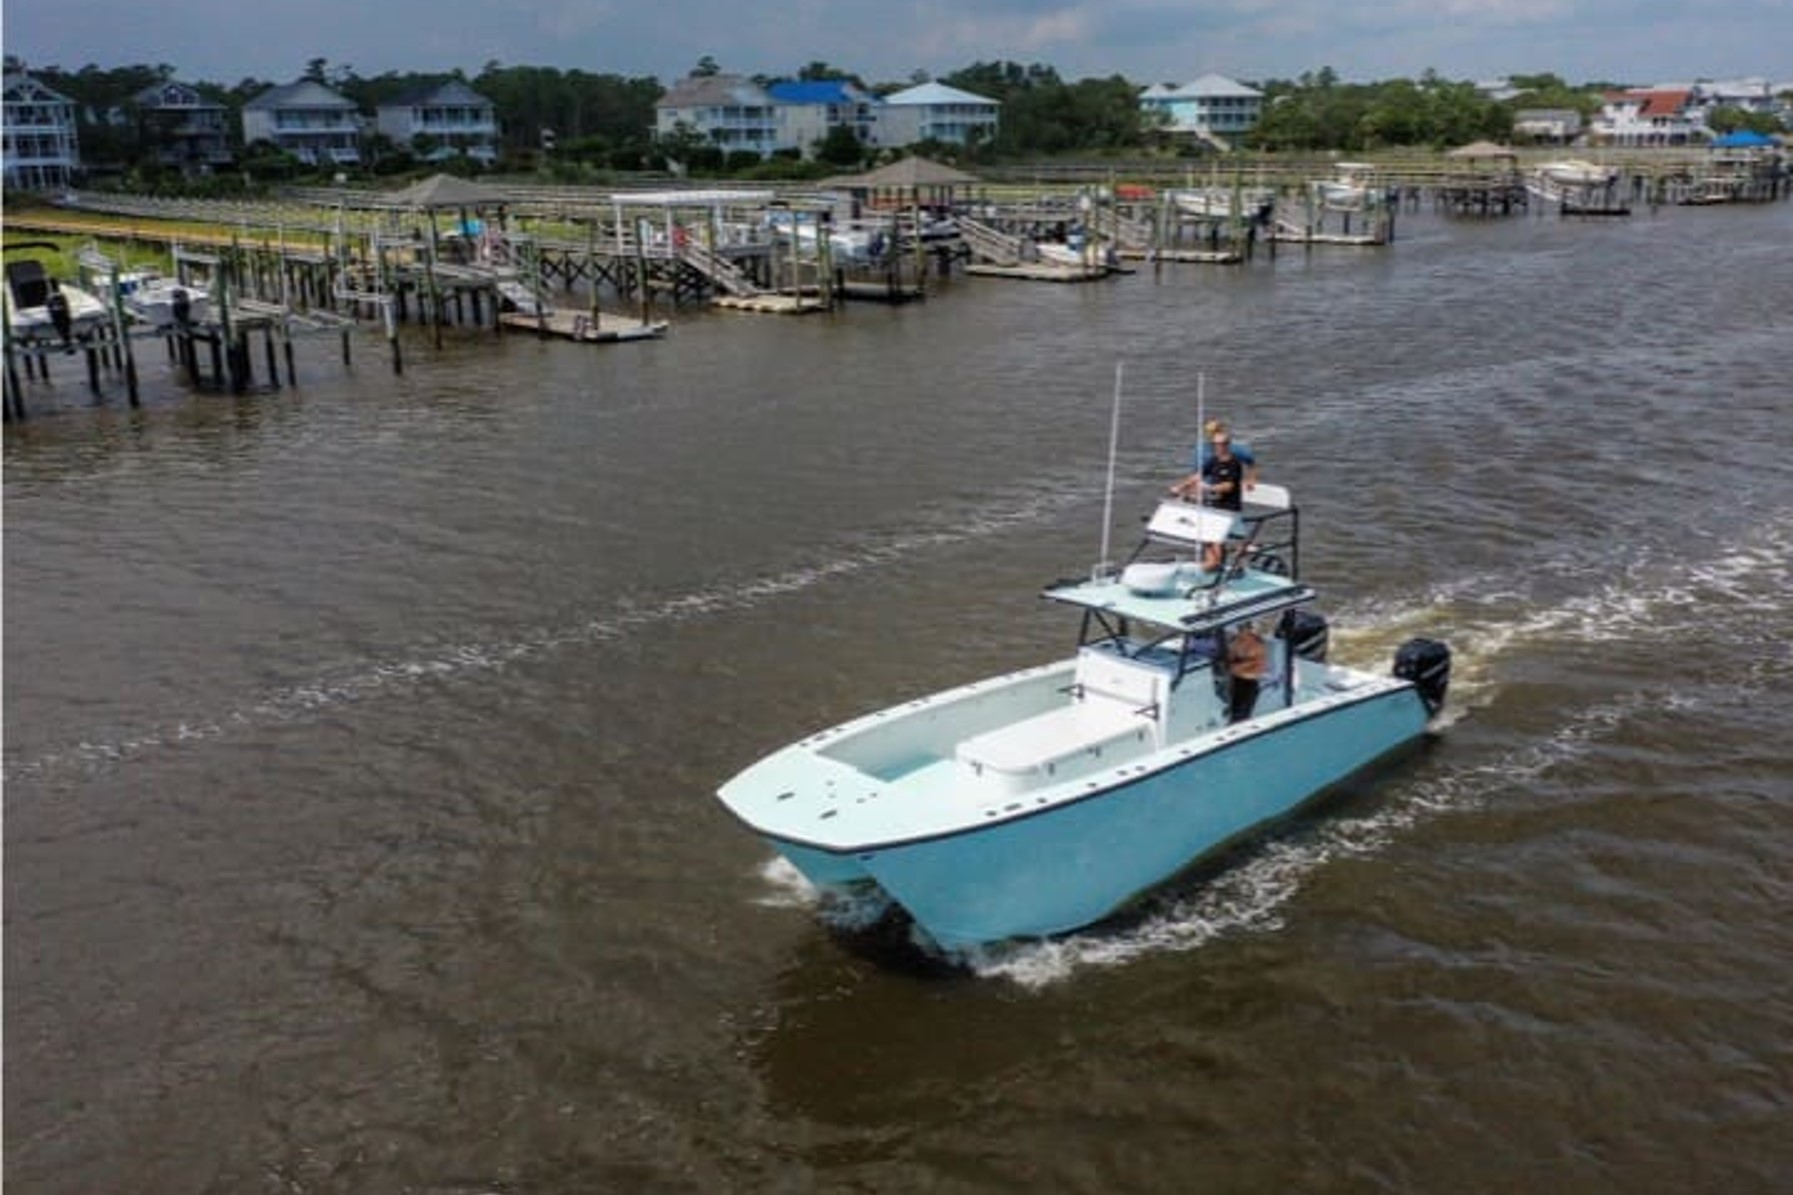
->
717 487 1451 951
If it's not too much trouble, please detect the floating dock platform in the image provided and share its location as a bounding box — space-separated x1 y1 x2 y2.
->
1117 247 1244 265
499 311 668 342
963 262 1122 283
711 293 830 314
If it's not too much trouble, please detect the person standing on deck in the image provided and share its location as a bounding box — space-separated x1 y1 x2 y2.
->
1170 419 1259 501
1170 429 1246 570
1226 623 1269 722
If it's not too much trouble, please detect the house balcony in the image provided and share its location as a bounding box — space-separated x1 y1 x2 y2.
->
410 120 498 138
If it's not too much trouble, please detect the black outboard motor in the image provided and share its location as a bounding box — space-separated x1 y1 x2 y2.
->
46 283 73 346
1394 638 1452 718
171 287 192 327
1280 608 1330 663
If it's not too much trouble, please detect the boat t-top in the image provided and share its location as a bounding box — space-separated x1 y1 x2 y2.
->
717 483 1451 952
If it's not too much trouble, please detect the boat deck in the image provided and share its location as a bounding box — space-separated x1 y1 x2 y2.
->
722 653 1404 855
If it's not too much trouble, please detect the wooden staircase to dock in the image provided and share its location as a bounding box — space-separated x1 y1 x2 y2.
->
676 240 763 297
954 218 1028 267
1107 212 1155 255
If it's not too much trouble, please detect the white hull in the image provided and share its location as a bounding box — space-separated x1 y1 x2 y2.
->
1314 181 1372 212
1033 241 1090 267
8 285 110 339
125 282 209 329
1538 159 1618 188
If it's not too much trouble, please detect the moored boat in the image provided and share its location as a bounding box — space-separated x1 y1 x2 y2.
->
1170 187 1276 223
1537 159 1618 188
1312 162 1389 212
121 275 210 329
5 254 110 343
717 486 1451 952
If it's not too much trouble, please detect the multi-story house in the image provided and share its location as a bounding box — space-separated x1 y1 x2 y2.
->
1139 74 1263 147
2 71 80 191
242 79 362 166
376 79 500 164
767 79 882 156
1592 87 1699 145
134 79 233 174
655 74 779 156
876 82 1000 148
1690 77 1779 117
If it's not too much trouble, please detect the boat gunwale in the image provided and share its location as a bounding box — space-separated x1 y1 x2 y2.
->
728 676 1419 857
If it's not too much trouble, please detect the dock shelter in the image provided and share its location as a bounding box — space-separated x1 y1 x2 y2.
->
817 155 981 213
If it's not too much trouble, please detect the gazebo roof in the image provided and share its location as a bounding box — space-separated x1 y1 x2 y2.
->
818 156 980 190
1446 140 1517 159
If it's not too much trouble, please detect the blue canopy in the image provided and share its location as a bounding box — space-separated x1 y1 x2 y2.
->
1710 130 1779 148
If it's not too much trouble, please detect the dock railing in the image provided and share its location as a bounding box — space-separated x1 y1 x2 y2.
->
954 217 1027 267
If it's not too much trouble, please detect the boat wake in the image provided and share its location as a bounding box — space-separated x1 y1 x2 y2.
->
954 519 1792 986
1326 510 1792 713
963 687 1685 988
4 484 1092 787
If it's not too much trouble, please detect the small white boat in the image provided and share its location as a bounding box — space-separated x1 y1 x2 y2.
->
1171 187 1275 220
764 210 875 263
1537 159 1618 188
718 487 1452 951
1525 160 1623 207
1032 240 1090 267
123 276 210 329
1312 162 1388 212
1171 188 1234 218
5 257 110 343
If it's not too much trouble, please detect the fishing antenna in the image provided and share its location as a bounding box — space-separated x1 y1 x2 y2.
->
1097 360 1123 577
1196 370 1206 486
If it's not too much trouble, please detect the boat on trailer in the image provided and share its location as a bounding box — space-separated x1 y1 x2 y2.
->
717 486 1452 952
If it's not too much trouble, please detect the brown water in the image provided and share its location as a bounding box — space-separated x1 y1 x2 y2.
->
6 202 1792 1193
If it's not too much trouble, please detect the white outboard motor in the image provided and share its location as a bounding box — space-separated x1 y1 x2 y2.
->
1394 638 1451 718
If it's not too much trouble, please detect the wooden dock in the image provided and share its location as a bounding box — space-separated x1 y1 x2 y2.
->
963 262 1120 283
837 278 925 304
498 310 668 341
1117 247 1243 264
712 293 830 314
1559 200 1632 218
1267 228 1389 247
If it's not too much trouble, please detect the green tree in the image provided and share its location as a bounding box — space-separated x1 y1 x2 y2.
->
816 124 865 166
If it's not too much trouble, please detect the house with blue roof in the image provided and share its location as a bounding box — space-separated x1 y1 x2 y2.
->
767 79 882 156
655 74 998 159
1139 74 1263 148
877 82 1000 148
